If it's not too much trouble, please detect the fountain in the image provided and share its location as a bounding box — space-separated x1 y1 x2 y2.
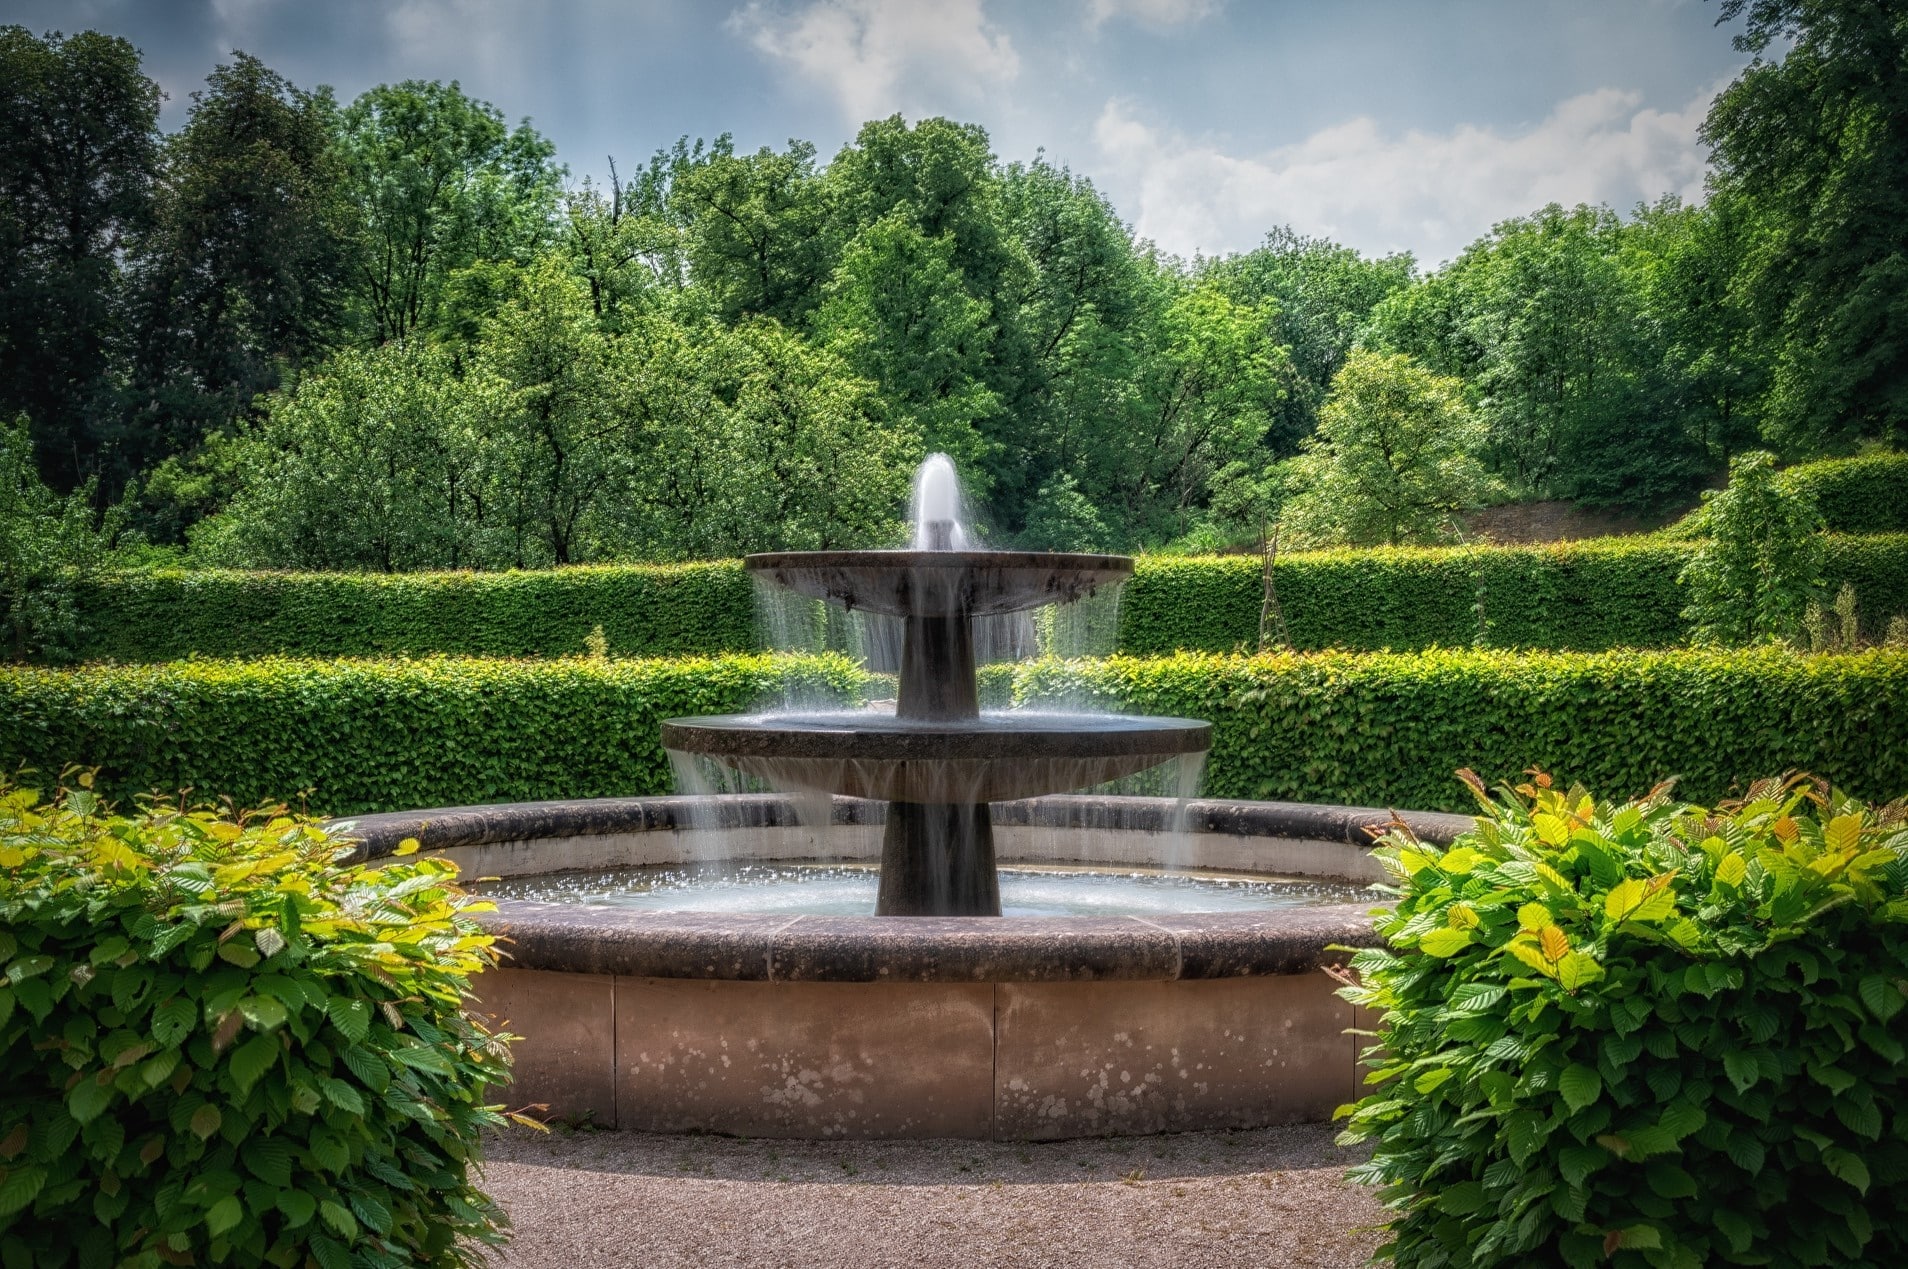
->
660 454 1210 916
341 456 1474 1138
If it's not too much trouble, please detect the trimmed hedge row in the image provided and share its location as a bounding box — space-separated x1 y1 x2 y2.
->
1012 649 1908 813
1117 535 1908 655
4 649 1901 818
69 561 756 662
1783 451 1908 534
0 654 863 816
59 535 1908 663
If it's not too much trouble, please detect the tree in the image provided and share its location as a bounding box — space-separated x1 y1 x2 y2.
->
1704 0 1908 452
1286 350 1494 547
336 80 563 345
1622 194 1768 469
125 53 354 483
0 418 118 661
672 138 831 327
1679 450 1825 646
993 157 1153 529
0 27 160 493
1089 283 1284 545
815 213 998 484
474 258 623 567
1202 228 1416 454
192 344 501 572
1369 204 1704 510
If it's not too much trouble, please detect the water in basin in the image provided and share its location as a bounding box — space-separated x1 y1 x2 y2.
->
476 861 1379 917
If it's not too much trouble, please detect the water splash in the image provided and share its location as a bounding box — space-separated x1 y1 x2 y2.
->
910 453 970 550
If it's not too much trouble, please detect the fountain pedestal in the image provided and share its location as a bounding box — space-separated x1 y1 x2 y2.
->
662 549 1211 916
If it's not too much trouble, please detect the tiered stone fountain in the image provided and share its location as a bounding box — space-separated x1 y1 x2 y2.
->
346 456 1471 1138
661 468 1210 914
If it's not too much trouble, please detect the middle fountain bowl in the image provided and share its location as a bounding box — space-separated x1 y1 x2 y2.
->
660 548 1212 917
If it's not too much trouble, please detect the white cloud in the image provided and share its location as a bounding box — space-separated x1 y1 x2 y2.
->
730 0 1019 123
1092 85 1719 265
1085 0 1220 29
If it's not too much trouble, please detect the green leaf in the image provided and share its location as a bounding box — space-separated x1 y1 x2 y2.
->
243 1137 296 1188
189 1103 222 1140
1604 879 1646 921
326 997 371 1044
1614 1225 1663 1250
320 1078 365 1115
236 996 288 1032
0 1166 46 1216
1723 1050 1759 1093
1558 1145 1606 1188
204 1195 243 1237
1822 1147 1871 1194
1438 1181 1488 1214
276 1190 317 1227
1418 928 1473 957
319 1198 358 1239
66 1077 112 1125
1559 1064 1602 1113
1857 975 1904 1022
1556 952 1603 991
1725 1132 1765 1174
227 1032 278 1094
150 997 196 1047
1644 1162 1697 1198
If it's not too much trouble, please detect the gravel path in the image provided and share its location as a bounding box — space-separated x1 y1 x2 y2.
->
481 1122 1387 1268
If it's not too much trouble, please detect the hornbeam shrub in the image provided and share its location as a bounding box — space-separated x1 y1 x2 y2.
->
1337 772 1908 1267
0 776 516 1267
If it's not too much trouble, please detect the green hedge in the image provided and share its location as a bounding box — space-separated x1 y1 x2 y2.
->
1118 535 1908 653
1783 451 1908 534
1012 649 1908 812
5 649 1901 818
0 782 512 1265
0 654 862 816
58 535 1908 663
1339 777 1908 1265
69 561 756 662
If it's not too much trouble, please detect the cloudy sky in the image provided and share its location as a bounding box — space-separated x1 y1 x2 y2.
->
4 0 1756 266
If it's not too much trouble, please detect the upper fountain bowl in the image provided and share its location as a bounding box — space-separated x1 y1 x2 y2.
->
745 550 1133 618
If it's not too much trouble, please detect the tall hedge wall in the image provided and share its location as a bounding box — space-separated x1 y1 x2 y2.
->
3 649 1901 818
55 534 1908 663
0 654 862 816
1116 534 1908 654
69 561 756 662
1013 649 1908 813
1783 452 1908 534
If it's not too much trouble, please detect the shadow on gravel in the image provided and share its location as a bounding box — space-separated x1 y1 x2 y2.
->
481 1120 1370 1188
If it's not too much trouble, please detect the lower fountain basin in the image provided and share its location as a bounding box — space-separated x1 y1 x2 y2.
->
661 711 1212 801
337 794 1470 1140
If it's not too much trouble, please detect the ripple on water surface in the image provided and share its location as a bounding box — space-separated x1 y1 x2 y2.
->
476 862 1380 918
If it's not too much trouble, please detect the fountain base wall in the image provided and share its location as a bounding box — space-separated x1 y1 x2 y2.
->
478 968 1373 1138
341 794 1469 1139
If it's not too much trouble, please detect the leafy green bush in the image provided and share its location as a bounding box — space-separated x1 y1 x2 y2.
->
1117 536 1908 654
68 561 757 663
1782 451 1908 534
0 775 514 1266
1681 452 1825 647
1012 649 1908 812
1336 773 1908 1267
1 419 119 664
0 653 865 815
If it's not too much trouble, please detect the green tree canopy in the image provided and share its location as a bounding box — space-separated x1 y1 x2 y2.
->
1704 0 1908 453
0 27 160 493
1287 349 1494 546
126 53 355 478
337 80 563 345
